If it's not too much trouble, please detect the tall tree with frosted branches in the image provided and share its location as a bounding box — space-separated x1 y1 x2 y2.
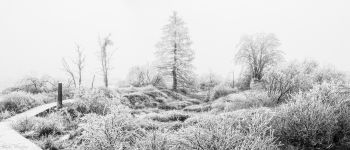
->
74 44 85 87
156 11 195 91
98 34 114 88
235 33 284 81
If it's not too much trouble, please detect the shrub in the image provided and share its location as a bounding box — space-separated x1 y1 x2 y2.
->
263 63 311 103
210 90 274 113
145 111 190 122
36 136 62 150
263 60 348 103
80 105 145 150
74 88 118 115
127 65 166 88
34 117 64 137
313 66 347 84
0 110 14 120
273 92 340 149
210 84 236 100
135 131 173 150
12 117 36 133
174 108 280 150
0 92 39 113
2 76 60 94
198 73 222 91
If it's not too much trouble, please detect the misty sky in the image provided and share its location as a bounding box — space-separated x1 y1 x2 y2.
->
0 0 349 89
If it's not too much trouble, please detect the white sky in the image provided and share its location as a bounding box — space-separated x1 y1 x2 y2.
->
0 0 349 89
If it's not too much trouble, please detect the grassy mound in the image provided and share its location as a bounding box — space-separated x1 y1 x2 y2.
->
121 86 200 109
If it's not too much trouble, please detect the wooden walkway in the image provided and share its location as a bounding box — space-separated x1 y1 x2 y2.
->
0 99 76 150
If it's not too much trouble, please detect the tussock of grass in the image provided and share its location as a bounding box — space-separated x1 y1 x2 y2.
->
144 111 190 122
183 104 211 112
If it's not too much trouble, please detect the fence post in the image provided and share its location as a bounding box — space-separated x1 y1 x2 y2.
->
57 83 63 109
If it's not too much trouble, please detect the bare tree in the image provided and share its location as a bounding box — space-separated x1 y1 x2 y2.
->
91 74 95 89
234 33 283 81
62 58 76 88
73 44 85 87
98 34 114 88
156 11 195 91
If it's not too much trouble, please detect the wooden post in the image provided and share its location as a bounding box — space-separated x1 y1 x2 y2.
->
57 83 63 109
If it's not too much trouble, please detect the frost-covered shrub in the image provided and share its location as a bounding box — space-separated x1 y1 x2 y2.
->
313 66 347 85
273 92 340 149
80 105 145 150
145 111 190 122
0 110 14 120
272 82 350 149
210 84 236 100
174 108 280 150
127 65 166 88
135 131 173 150
34 117 64 137
263 60 348 103
211 90 274 113
12 117 36 133
0 92 39 113
74 88 118 115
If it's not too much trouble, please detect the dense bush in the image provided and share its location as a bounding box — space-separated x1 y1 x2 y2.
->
174 108 280 150
0 92 39 113
135 130 173 150
80 105 145 150
263 60 348 103
209 83 236 100
12 117 36 133
127 65 166 88
74 88 118 115
2 76 58 94
34 117 64 137
273 82 350 149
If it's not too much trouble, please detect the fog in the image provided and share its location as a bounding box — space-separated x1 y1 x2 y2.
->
0 0 349 90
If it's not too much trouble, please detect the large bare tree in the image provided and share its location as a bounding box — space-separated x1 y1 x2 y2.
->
156 11 195 91
98 34 114 88
234 33 283 81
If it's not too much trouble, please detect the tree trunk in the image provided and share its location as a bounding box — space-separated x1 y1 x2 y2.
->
91 74 95 89
172 67 177 91
172 43 178 91
79 71 82 87
104 73 108 88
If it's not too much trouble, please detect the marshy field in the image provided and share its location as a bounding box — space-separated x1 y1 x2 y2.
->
1 59 350 150
1 1 350 150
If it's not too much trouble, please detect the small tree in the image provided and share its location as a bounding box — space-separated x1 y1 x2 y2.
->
235 33 283 81
62 58 76 88
127 65 165 88
98 34 114 88
62 44 86 88
74 44 85 87
156 11 195 91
